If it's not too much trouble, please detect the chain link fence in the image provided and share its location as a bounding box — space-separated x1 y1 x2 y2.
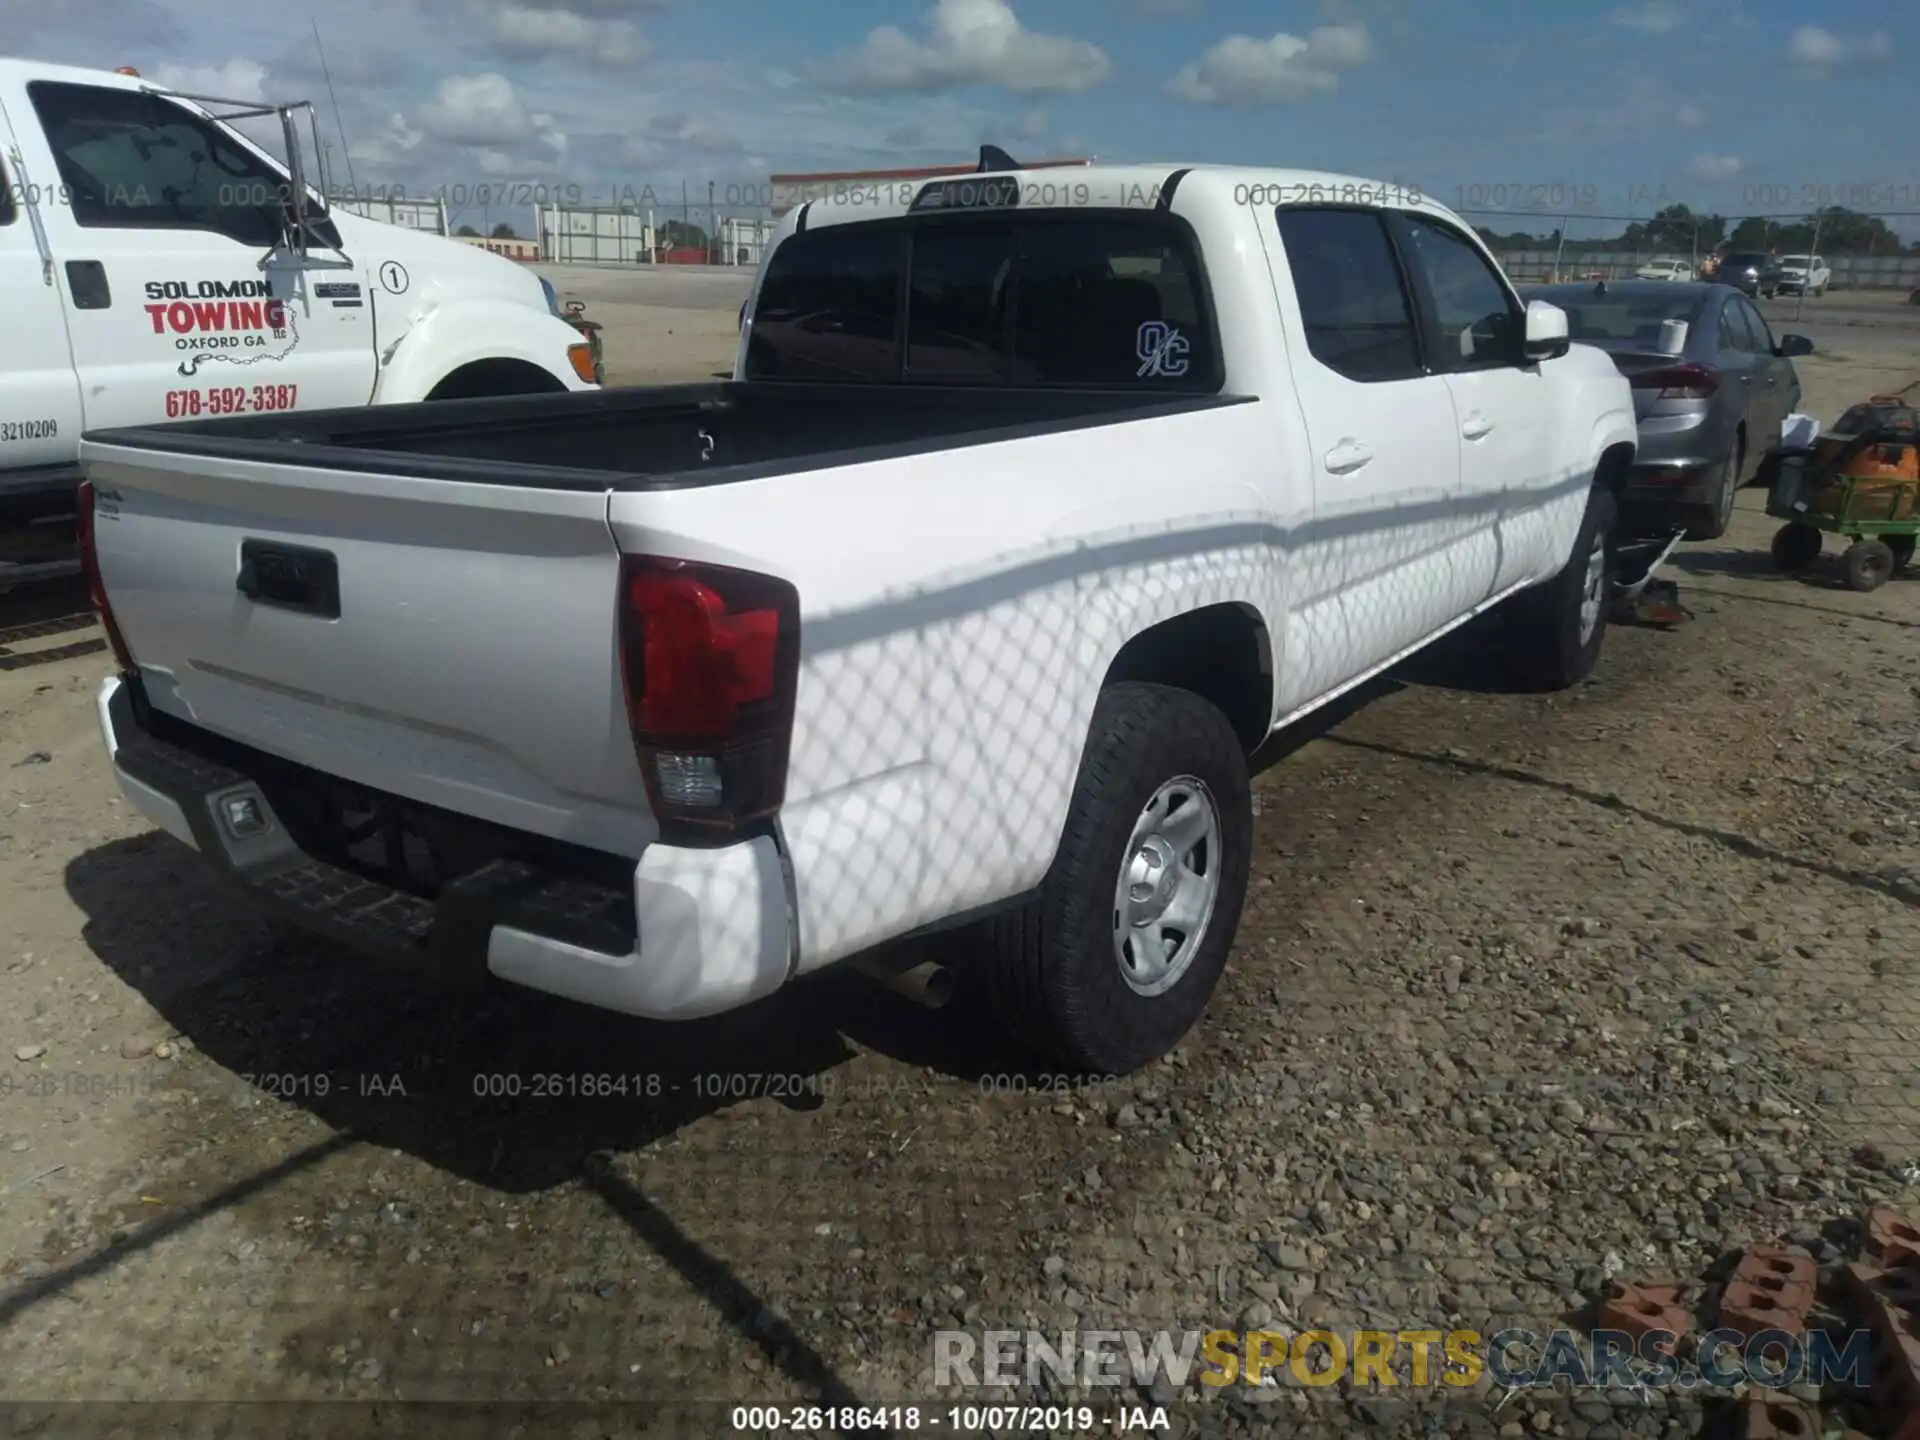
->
1455 209 1920 290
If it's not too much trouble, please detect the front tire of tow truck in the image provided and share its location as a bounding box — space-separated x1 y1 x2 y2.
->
982 683 1253 1077
1504 485 1617 691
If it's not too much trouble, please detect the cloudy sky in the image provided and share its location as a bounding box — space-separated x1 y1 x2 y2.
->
5 0 1913 237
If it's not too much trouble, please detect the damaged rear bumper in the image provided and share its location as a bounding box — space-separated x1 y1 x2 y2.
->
95 675 795 1021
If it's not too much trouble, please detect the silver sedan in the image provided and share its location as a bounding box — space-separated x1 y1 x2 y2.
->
1519 280 1812 540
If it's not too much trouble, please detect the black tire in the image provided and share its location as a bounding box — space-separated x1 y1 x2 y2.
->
1771 522 1823 571
1685 436 1742 541
1887 534 1916 574
982 682 1252 1076
1842 539 1895 593
1505 485 1616 690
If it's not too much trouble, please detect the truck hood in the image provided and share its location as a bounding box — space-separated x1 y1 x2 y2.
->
327 209 552 327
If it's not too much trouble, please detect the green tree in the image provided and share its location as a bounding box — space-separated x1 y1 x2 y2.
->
490 222 519 239
455 224 480 237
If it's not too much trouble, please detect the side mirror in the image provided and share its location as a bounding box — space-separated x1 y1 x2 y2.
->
1523 300 1571 362
1777 333 1814 357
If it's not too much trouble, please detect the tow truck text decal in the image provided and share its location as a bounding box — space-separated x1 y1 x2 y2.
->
142 279 301 374
1 419 59 443
164 385 299 420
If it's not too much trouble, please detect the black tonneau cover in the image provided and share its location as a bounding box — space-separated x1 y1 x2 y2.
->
80 382 1254 493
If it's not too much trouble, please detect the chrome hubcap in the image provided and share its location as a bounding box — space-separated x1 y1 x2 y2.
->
1113 777 1222 997
1577 532 1607 646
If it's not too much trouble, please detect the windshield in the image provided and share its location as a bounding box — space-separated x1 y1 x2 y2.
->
1723 253 1769 267
1530 291 1705 345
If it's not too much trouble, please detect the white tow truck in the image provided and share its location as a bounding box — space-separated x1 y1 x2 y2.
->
78 156 1637 1075
1 55 596 588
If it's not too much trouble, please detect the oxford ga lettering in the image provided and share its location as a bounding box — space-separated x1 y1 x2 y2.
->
142 280 291 354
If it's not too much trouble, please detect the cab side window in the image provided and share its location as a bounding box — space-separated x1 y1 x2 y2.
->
1273 207 1422 383
1397 215 1522 369
27 80 286 247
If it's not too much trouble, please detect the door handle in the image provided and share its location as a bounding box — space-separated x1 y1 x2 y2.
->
1323 440 1374 474
65 260 111 309
1461 413 1495 440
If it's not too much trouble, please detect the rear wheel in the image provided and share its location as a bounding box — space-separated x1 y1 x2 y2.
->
1685 437 1742 541
1842 539 1896 593
1505 485 1616 690
982 682 1252 1076
1771 522 1823 572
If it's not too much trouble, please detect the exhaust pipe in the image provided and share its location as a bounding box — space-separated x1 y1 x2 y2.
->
853 956 955 1010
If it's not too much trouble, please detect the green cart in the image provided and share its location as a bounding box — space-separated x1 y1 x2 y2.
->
1765 407 1920 593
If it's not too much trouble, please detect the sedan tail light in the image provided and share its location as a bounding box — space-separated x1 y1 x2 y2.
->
1630 363 1719 401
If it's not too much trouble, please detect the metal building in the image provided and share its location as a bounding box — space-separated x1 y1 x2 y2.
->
535 205 656 266
330 196 448 234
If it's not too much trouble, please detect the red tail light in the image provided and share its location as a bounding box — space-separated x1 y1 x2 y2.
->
617 555 800 838
75 480 135 672
1630 363 1719 400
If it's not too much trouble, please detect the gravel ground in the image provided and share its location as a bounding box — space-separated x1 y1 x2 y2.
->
1 290 1917 1440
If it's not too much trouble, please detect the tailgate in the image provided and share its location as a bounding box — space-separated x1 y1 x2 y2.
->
80 441 653 856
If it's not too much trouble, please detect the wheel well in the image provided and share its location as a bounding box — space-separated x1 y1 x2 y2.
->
1594 441 1635 498
1102 604 1273 753
425 358 567 401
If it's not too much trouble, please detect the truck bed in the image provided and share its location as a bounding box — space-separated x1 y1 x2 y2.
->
81 382 1249 490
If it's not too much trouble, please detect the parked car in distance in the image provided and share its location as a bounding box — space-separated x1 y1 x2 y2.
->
1634 258 1694 282
1715 251 1783 299
1776 254 1830 297
1519 279 1812 541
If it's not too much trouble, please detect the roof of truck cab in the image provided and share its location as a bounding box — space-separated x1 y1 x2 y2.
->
796 162 1467 231
0 56 162 92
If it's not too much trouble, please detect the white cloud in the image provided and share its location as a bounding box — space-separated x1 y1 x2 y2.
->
1675 102 1706 129
1608 2 1683 34
1125 0 1203 15
622 113 744 164
150 58 270 103
1166 23 1372 106
1689 153 1741 180
490 5 648 65
1015 106 1048 140
812 0 1113 96
1785 24 1890 72
414 73 564 157
1787 25 1844 67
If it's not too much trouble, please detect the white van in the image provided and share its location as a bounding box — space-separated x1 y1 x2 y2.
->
1 56 596 587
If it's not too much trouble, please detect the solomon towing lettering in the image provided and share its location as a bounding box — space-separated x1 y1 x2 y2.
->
142 278 301 374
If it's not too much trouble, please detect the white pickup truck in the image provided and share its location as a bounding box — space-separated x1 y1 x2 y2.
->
1 55 596 589
78 161 1636 1075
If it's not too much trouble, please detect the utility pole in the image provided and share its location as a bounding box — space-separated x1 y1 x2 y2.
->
709 180 716 265
1794 209 1823 324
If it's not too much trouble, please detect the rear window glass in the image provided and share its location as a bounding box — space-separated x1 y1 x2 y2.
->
745 215 1219 389
743 227 906 383
1534 293 1707 344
